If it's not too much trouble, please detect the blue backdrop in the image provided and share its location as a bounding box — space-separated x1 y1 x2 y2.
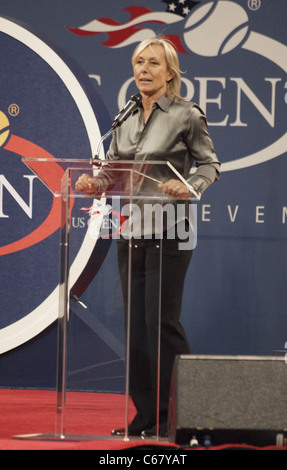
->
0 0 286 391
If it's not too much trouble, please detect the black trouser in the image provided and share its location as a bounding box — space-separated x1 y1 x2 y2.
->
117 233 192 430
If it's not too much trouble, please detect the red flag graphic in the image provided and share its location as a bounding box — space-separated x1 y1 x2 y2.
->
67 6 187 53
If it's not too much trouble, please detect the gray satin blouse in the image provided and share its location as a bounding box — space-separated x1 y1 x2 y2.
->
97 93 220 195
96 94 220 239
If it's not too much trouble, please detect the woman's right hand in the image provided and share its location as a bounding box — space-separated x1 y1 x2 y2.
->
75 173 100 195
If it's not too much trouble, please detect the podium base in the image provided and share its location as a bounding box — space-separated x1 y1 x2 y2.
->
13 433 132 442
12 433 166 443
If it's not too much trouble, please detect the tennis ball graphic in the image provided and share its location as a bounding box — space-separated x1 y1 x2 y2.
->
0 111 10 147
183 0 249 56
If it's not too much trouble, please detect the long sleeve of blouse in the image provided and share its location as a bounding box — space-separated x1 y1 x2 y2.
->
96 94 220 195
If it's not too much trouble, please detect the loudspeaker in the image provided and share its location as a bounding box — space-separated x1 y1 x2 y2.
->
168 355 287 446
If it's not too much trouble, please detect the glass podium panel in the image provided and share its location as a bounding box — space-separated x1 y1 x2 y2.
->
17 158 198 442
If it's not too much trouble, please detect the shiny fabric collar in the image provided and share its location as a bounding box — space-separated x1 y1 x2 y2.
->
134 93 173 115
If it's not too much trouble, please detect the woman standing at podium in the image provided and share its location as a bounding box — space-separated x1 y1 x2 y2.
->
76 36 220 437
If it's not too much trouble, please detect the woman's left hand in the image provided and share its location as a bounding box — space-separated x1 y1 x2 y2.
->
158 179 191 199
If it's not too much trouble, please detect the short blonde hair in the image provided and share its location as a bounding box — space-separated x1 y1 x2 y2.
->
132 36 182 100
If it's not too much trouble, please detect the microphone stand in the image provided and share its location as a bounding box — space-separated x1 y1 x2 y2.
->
91 93 142 165
91 127 114 165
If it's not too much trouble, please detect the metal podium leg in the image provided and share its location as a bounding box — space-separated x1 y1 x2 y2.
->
55 175 70 438
156 237 163 441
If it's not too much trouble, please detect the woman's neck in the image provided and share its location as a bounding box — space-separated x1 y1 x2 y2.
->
141 91 165 120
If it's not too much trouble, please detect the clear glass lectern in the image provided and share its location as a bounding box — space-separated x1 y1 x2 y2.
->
18 157 199 442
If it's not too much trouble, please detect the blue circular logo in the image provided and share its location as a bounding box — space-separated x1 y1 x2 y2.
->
0 17 110 353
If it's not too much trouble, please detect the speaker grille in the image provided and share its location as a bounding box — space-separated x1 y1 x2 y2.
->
168 355 287 446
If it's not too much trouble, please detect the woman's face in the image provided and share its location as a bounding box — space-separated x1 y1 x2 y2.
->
133 44 174 101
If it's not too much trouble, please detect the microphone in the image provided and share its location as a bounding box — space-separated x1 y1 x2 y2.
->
112 93 142 129
92 93 142 163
